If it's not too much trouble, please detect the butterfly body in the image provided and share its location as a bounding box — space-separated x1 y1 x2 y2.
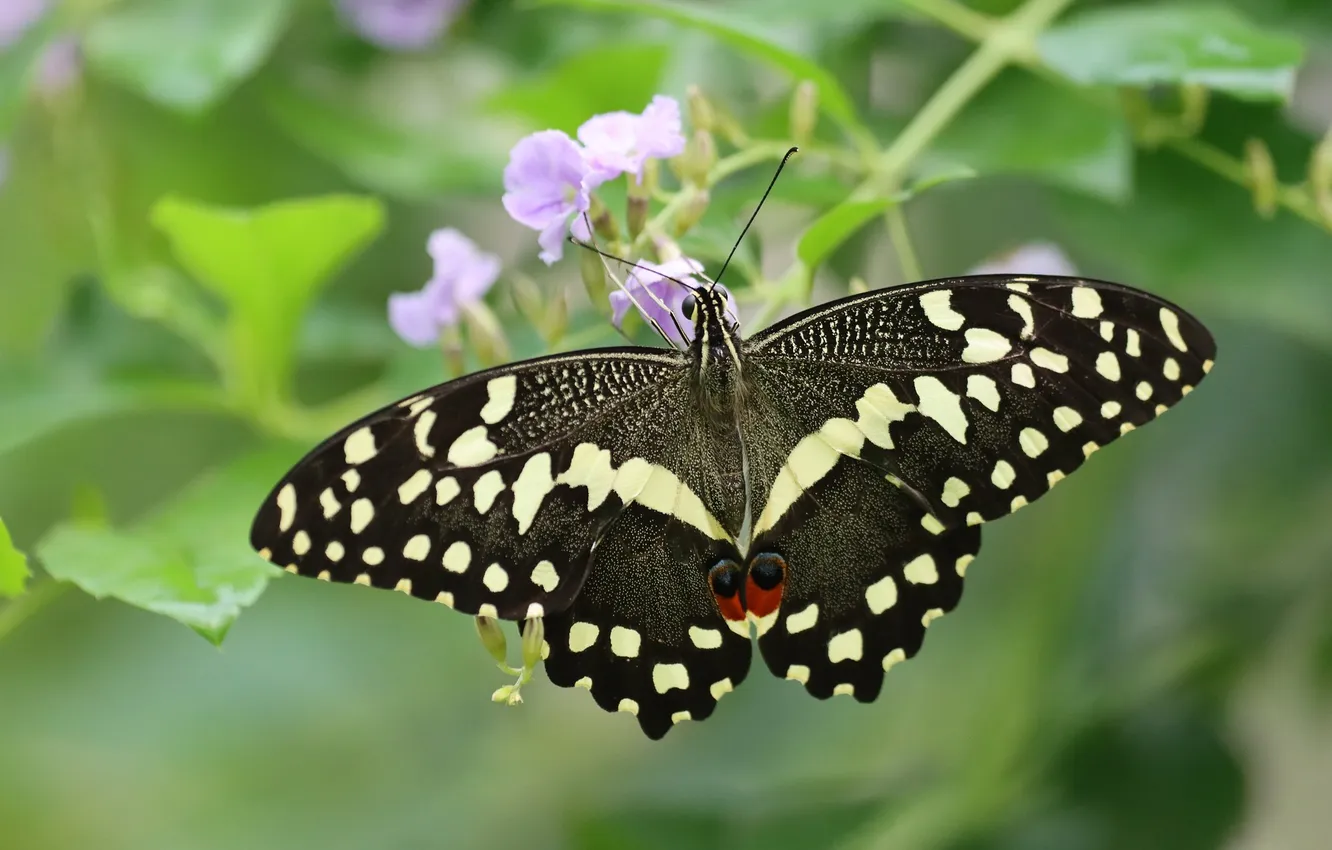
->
252 275 1215 738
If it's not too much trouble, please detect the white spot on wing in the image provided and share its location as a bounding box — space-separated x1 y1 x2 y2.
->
442 540 471 573
1030 348 1069 373
397 469 432 504
1125 328 1141 358
472 470 505 514
556 443 616 510
568 622 598 652
941 476 971 508
510 453 555 535
966 375 1001 412
883 648 907 671
1160 307 1188 351
344 428 377 465
1007 294 1034 339
1070 286 1102 318
1011 362 1036 388
413 410 437 458
1163 357 1180 381
530 560 559 592
276 484 296 532
710 678 733 700
1053 406 1083 432
480 375 518 424
435 476 460 506
402 534 430 561
319 488 341 519
1101 401 1121 419
786 665 811 683
1019 427 1049 458
914 376 968 444
325 541 344 561
362 547 384 566
856 383 915 448
903 553 938 584
865 575 898 613
447 425 497 466
349 499 374 534
828 629 864 663
919 289 965 330
610 625 641 658
991 460 1017 489
786 604 819 634
689 626 723 648
652 663 690 693
482 563 509 592
961 328 1012 363
1096 350 1121 381
341 469 360 492
292 530 311 556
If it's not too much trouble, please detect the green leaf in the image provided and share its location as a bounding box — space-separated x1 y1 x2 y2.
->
0 516 30 599
796 166 974 269
487 42 671 133
1039 6 1306 102
36 448 292 644
931 70 1133 202
531 0 875 150
84 0 294 114
151 195 385 413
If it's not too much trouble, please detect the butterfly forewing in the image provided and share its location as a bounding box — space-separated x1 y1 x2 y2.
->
740 275 1215 697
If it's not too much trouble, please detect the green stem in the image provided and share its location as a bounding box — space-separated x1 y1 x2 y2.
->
0 581 68 643
912 0 1332 235
885 202 924 281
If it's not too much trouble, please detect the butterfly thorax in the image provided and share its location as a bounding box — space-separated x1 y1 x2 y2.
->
687 287 748 427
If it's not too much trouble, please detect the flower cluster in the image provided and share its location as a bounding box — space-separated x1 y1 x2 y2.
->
502 95 686 265
609 258 737 346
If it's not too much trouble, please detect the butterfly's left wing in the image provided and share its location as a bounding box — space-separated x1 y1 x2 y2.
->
739 275 1215 700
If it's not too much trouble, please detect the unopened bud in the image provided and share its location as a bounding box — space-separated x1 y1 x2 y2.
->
632 159 658 199
542 288 568 345
438 324 465 378
522 617 546 670
686 85 714 133
579 242 610 317
790 80 819 145
849 276 869 294
681 129 717 187
491 685 515 703
627 195 649 240
1312 127 1332 226
509 272 544 329
475 616 508 666
587 197 621 243
1245 137 1278 219
673 188 710 237
461 301 510 367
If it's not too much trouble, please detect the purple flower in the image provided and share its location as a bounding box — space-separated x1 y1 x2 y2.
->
388 228 500 347
609 256 736 345
335 0 465 51
968 242 1076 277
0 0 46 49
501 130 591 265
578 95 686 186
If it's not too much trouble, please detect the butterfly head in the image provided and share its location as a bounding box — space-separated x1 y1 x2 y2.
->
681 284 739 356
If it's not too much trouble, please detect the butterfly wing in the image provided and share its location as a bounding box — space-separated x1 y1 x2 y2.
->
250 347 752 737
740 275 1215 697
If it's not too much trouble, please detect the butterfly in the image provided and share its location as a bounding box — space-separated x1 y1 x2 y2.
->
251 270 1214 738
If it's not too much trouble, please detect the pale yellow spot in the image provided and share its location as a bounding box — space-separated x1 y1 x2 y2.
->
1120 422 1137 435
349 498 374 534
276 484 297 532
442 540 471 573
882 648 907 671
319 488 341 519
316 570 331 581
921 513 945 535
961 328 1012 363
652 663 690 694
341 469 361 492
1053 406 1083 432
1019 427 1049 458
435 477 460 506
1096 350 1121 381
828 629 864 663
1202 359 1213 374
526 603 544 619
1011 495 1028 512
394 578 413 594
919 289 965 330
671 710 692 725
786 604 819 634
617 699 639 716
785 665 811 684
435 591 454 607
480 375 517 424
325 541 345 561
1047 470 1066 488
397 469 432 504
510 453 555 535
413 410 437 458
1011 362 1036 388
482 563 509 592
477 603 498 618
1155 404 1168 415
447 425 497 466
292 530 311 556
343 428 377 465
941 477 971 508
402 534 431 561
610 625 641 658
353 573 372 586
1163 357 1180 381
1082 441 1100 458
966 374 1001 412
568 622 599 652
257 547 272 561
362 547 384 566
1070 286 1103 319
1160 307 1188 351
1007 293 1034 339
284 564 299 575
955 554 975 576
1136 381 1153 400
991 460 1016 490
574 677 592 690
832 683 855 697
966 511 984 526
1101 401 1122 419
530 560 559 592
1099 320 1114 342
689 626 723 648
914 375 969 444
921 608 944 627
904 553 938 585
710 678 733 700
1030 348 1069 373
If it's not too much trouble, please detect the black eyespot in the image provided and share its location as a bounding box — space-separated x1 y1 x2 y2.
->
707 559 742 598
681 293 697 320
749 553 786 590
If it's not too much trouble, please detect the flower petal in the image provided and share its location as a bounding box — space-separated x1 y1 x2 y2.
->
388 290 443 348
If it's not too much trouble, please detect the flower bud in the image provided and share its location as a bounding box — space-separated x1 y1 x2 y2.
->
542 288 568 346
579 241 610 318
849 276 869 294
627 195 649 240
509 272 545 329
587 196 621 243
521 616 546 671
475 615 509 666
687 85 714 133
790 80 819 145
1245 137 1277 219
673 188 710 237
461 301 511 367
681 129 717 187
491 685 514 703
1312 127 1332 226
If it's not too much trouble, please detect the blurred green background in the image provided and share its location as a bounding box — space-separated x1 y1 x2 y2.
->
3 1 1332 848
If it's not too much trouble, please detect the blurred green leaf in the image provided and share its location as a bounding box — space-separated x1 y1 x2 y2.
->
931 71 1132 202
36 448 291 644
261 66 503 199
487 42 670 132
151 194 385 413
533 0 876 149
797 166 973 269
1039 6 1306 102
0 9 59 139
0 516 29 599
84 0 294 114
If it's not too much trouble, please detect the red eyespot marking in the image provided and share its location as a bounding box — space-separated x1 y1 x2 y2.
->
744 552 787 619
707 560 746 624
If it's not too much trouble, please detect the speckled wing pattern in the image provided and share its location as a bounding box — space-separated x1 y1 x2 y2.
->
250 348 753 738
251 275 1215 739
738 275 1215 701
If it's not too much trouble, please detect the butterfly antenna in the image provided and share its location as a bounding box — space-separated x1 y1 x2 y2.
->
712 146 799 292
570 225 691 345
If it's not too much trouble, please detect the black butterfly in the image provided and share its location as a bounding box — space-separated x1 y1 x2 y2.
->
251 273 1214 738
